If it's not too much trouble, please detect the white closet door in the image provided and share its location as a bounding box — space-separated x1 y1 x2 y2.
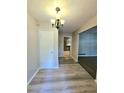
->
39 30 58 68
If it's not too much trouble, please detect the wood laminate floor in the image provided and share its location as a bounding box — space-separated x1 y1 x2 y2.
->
27 57 97 93
78 57 97 79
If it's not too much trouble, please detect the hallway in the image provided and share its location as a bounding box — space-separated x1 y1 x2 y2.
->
27 58 96 93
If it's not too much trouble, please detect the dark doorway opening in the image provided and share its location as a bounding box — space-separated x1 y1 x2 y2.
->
63 37 71 57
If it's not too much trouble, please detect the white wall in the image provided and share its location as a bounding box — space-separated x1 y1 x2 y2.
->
27 14 39 83
53 29 59 67
72 32 79 62
58 32 72 57
72 16 97 62
58 31 64 57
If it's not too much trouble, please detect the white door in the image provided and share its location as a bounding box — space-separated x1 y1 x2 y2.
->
39 30 58 68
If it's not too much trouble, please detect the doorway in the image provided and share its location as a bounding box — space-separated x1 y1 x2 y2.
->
63 36 71 58
78 26 97 79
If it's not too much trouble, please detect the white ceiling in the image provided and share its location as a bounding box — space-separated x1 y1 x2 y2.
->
28 0 97 33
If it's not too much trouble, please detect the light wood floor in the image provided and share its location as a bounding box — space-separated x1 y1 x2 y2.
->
27 57 97 93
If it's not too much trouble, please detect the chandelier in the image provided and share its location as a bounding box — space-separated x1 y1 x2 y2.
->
51 7 65 29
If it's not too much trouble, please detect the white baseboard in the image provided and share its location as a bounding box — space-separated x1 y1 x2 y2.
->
70 55 78 62
27 67 40 85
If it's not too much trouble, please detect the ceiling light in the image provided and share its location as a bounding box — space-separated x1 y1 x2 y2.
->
51 7 65 29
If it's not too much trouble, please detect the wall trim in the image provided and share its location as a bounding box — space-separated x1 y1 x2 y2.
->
70 55 78 62
27 67 40 85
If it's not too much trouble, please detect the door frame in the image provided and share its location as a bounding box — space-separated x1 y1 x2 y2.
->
63 35 72 57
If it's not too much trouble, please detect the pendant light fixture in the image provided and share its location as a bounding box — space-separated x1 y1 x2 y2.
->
51 7 65 29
